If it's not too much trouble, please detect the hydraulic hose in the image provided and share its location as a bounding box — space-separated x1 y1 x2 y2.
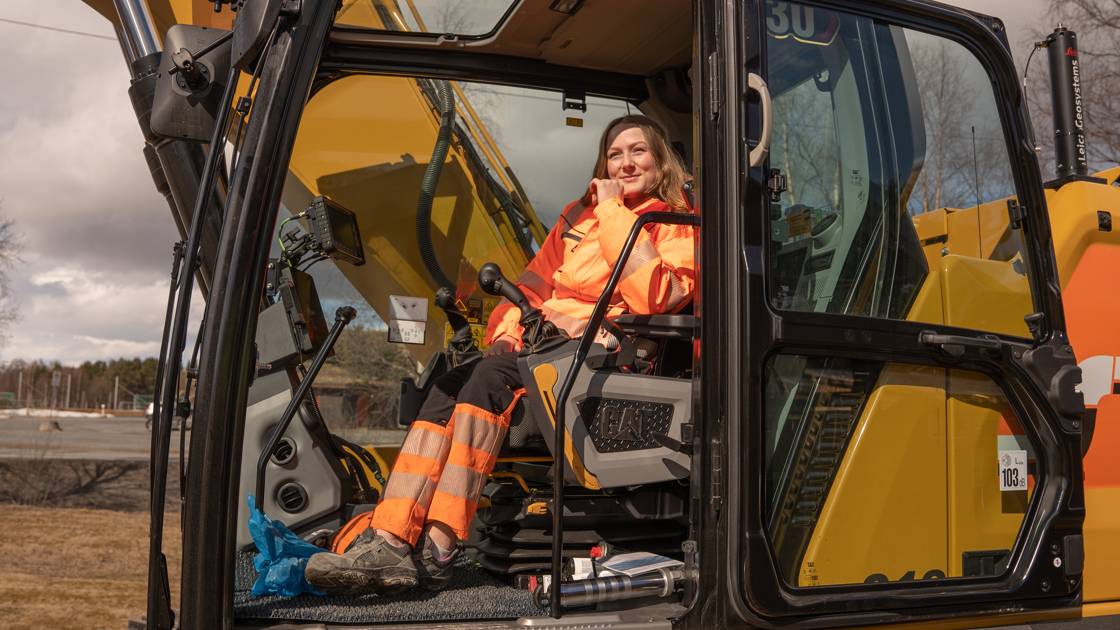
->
416 79 459 296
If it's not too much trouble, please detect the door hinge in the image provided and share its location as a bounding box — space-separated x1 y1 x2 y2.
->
767 168 787 202
1007 199 1027 230
708 52 721 121
710 437 723 512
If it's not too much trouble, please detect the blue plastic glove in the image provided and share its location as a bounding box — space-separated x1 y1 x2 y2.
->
247 494 329 597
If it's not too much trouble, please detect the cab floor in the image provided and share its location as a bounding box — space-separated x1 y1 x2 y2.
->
233 551 543 623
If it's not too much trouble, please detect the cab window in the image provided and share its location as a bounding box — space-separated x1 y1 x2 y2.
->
765 1 1032 338
763 354 1036 587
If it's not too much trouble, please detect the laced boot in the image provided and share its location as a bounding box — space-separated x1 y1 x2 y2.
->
412 534 462 591
305 527 418 595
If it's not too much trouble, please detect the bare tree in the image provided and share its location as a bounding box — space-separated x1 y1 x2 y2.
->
773 86 841 212
327 325 420 428
905 36 1016 215
909 39 980 214
0 206 25 347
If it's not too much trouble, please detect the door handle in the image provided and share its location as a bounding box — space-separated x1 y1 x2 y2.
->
748 73 772 167
919 331 1002 358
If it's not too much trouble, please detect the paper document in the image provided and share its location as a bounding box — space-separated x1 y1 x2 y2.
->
596 552 683 577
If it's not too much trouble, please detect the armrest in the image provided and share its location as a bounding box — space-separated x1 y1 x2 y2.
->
610 314 696 339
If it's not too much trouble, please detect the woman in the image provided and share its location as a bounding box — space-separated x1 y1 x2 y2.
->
305 114 695 595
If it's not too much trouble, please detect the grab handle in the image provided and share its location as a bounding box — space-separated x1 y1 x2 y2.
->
748 73 772 167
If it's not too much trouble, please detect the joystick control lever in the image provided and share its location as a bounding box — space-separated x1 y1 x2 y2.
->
478 263 565 350
478 263 534 320
435 287 481 366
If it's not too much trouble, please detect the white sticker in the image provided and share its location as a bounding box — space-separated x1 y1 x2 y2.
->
388 319 426 345
999 450 1029 491
388 295 428 322
570 557 594 581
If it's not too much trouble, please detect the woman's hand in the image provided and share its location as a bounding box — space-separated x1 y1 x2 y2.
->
589 178 624 207
483 335 523 357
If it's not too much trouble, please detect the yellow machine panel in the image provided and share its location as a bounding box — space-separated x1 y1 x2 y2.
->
911 168 1120 602
282 74 533 362
799 364 1033 587
798 365 948 587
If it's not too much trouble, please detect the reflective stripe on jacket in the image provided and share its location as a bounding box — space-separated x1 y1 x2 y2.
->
484 196 695 345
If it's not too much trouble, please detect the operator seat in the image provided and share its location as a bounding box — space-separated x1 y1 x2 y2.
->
394 304 695 575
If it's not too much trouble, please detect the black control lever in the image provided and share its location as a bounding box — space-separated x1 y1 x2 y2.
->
478 263 565 350
255 306 356 510
435 287 481 366
478 263 534 320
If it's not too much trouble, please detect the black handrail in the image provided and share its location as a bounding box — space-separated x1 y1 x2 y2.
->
549 210 699 617
254 306 356 509
148 65 239 630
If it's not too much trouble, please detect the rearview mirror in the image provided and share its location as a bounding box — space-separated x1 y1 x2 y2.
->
150 25 233 142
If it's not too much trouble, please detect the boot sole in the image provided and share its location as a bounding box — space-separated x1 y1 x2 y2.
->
307 565 418 596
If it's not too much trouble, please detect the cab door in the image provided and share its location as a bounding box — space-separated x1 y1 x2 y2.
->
728 0 1085 624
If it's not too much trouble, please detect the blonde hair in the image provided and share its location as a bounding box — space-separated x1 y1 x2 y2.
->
580 115 692 212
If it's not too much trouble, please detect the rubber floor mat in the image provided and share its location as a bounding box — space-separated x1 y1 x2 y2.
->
233 551 543 623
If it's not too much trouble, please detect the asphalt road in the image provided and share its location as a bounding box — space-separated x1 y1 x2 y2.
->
0 414 187 460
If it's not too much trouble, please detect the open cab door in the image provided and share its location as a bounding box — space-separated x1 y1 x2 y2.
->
714 0 1087 627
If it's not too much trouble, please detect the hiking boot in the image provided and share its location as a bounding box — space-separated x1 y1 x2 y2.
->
413 535 461 591
304 528 417 595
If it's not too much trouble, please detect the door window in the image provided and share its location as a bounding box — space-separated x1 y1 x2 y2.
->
763 354 1037 587
765 2 1033 337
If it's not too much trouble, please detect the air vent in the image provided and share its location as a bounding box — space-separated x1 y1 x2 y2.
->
276 482 308 513
271 437 296 465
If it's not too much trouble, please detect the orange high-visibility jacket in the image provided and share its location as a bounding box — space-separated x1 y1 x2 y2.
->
484 196 695 345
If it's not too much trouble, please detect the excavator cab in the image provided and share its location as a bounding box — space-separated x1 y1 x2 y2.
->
120 0 1097 627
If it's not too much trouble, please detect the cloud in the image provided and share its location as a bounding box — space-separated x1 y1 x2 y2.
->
5 257 203 364
0 0 187 363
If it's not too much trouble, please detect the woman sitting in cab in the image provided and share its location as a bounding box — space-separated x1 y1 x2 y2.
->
306 114 696 595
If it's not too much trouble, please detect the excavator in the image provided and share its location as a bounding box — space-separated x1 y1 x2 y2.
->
77 0 1120 628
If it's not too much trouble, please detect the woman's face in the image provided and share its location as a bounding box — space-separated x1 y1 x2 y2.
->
605 124 658 202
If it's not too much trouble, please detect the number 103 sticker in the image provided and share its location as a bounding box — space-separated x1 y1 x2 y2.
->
999 450 1028 491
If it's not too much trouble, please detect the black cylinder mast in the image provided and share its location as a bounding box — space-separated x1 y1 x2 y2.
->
1046 25 1089 180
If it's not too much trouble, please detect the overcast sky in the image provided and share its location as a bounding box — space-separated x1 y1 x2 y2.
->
0 0 1050 365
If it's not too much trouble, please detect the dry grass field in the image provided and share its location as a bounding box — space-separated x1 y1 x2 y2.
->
0 460 182 630
0 507 182 630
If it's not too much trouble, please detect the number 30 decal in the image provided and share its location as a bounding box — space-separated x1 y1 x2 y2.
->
766 1 841 46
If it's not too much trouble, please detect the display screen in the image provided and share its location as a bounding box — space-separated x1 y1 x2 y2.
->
327 203 360 254
308 196 365 266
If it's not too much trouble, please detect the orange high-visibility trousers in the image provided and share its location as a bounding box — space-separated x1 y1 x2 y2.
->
369 352 523 545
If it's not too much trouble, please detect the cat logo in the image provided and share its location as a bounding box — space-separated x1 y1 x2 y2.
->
600 405 645 442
